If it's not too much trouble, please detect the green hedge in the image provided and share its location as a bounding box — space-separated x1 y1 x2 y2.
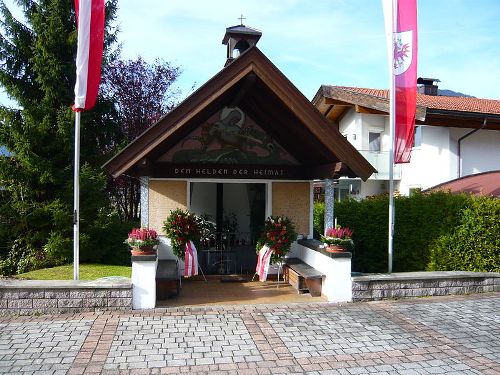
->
313 191 498 273
428 197 500 272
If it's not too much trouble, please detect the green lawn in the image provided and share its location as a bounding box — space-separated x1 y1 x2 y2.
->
16 263 131 280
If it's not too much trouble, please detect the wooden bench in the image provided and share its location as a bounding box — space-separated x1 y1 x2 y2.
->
283 258 325 297
156 260 180 300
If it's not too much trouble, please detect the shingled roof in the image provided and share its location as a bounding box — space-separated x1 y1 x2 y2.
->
313 85 500 131
332 86 500 115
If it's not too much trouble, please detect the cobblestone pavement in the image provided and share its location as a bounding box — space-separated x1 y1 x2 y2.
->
0 293 498 374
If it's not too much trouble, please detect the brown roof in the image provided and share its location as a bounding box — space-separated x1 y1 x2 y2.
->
313 85 500 130
333 86 500 115
424 171 500 197
103 47 376 181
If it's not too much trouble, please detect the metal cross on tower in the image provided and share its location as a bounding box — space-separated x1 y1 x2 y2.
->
238 14 246 25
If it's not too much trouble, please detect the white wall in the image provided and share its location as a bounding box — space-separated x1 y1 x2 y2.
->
450 128 500 177
338 108 500 197
294 243 352 303
399 126 454 195
339 109 361 149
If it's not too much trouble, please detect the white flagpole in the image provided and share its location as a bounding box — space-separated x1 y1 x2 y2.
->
73 111 81 280
383 0 397 273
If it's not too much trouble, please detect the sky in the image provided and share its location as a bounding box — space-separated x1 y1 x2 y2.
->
2 0 500 105
113 0 500 102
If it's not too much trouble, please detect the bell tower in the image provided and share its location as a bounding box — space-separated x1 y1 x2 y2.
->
222 16 262 66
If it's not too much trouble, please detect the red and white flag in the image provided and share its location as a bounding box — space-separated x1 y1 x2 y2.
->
384 0 418 163
73 0 105 111
255 245 273 282
184 241 198 277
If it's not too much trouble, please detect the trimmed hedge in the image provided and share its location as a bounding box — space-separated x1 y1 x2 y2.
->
314 191 499 273
428 197 500 272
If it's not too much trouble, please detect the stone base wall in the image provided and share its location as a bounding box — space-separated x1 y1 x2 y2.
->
352 274 500 302
0 279 132 316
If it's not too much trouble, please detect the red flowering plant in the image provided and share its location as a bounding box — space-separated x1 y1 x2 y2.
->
163 209 200 259
256 215 297 263
321 226 354 251
124 228 159 249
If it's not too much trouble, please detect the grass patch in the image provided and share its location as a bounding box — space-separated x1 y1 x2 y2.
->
16 263 131 280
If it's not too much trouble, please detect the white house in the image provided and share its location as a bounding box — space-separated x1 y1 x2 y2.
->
312 79 500 198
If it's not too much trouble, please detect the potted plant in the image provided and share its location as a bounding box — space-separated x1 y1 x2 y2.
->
321 226 354 253
163 208 200 259
256 215 297 263
125 228 159 255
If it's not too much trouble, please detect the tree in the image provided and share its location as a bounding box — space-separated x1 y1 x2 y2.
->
102 57 181 221
0 0 121 275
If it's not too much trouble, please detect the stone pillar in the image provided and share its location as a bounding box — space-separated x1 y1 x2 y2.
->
131 255 157 309
324 179 335 233
140 176 149 227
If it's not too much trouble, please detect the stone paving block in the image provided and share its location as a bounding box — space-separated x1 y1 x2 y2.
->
1 294 499 374
0 319 92 374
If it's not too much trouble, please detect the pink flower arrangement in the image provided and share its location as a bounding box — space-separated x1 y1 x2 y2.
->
325 227 353 240
125 228 160 248
321 226 354 250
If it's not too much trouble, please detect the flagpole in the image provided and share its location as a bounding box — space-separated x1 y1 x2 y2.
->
73 111 81 281
387 0 397 273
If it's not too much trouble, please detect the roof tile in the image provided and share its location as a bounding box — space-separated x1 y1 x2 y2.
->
332 86 500 115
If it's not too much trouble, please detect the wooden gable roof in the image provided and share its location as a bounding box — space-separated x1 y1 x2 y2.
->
103 47 375 181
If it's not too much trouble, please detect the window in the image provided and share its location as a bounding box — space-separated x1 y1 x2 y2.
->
413 126 422 147
369 132 381 152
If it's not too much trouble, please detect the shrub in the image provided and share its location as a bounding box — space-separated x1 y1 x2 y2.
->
313 201 325 239
315 191 471 273
428 196 500 272
81 212 136 265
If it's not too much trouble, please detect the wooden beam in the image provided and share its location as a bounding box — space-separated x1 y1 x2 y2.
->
306 162 346 179
229 72 256 107
423 116 500 131
355 105 387 115
324 98 352 106
327 106 348 122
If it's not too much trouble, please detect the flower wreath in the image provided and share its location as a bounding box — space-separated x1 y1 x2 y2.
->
256 215 297 263
163 208 200 259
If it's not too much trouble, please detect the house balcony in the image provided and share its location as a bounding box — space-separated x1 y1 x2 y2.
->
359 150 402 180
